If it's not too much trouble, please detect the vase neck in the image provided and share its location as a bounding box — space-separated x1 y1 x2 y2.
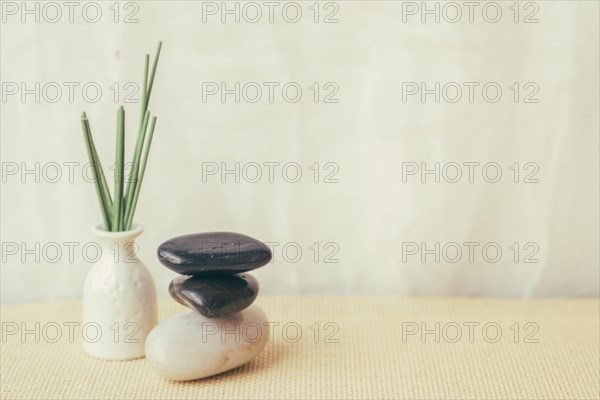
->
92 225 143 257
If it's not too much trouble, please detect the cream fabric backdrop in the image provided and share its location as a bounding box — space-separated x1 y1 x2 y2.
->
1 1 598 303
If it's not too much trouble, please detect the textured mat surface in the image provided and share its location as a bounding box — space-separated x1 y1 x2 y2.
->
1 297 599 399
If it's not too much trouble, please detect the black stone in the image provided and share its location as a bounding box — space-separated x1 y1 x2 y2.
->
157 232 272 275
169 273 259 318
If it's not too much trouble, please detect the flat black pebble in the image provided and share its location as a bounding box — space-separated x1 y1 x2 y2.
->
157 232 272 275
169 273 259 318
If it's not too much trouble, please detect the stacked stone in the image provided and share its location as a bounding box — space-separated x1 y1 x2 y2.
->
145 232 272 381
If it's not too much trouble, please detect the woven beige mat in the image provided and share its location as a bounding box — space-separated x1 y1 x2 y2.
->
1 297 598 399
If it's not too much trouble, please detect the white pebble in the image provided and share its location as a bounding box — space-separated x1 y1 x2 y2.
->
145 305 269 381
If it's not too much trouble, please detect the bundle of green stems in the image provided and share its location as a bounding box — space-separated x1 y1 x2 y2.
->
81 42 162 232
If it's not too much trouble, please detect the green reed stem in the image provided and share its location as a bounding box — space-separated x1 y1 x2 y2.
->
81 114 110 230
125 116 157 230
124 53 150 228
124 110 150 222
124 42 162 229
113 106 125 231
84 116 113 218
140 54 149 125
146 42 162 108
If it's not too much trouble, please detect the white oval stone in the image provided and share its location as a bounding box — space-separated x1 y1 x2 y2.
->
145 305 269 381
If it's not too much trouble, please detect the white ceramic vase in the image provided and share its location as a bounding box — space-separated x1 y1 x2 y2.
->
82 224 157 360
